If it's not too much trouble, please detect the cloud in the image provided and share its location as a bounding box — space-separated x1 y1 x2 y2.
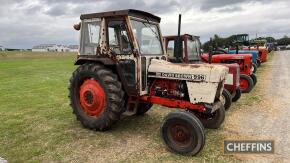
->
0 0 289 48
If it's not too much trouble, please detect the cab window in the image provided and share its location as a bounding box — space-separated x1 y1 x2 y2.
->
130 19 163 55
80 20 101 55
107 20 132 54
187 39 200 61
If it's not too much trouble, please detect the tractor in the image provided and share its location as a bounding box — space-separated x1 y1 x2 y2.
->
200 34 257 93
164 34 241 110
227 49 259 73
201 53 255 93
69 9 228 155
232 34 268 66
242 46 268 65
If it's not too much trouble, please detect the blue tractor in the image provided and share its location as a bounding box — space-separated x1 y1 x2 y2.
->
228 50 258 73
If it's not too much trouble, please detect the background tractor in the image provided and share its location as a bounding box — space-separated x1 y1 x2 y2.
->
70 9 228 155
200 35 256 93
164 34 241 109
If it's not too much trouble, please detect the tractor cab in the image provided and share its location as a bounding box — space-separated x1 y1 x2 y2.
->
74 9 166 96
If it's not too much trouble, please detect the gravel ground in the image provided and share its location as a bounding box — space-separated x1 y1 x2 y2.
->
225 51 290 162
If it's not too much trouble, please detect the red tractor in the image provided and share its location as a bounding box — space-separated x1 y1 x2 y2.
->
201 53 255 93
163 33 254 93
164 34 241 110
70 9 228 155
242 46 268 65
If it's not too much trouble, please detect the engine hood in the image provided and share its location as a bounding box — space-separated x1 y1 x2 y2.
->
148 59 228 83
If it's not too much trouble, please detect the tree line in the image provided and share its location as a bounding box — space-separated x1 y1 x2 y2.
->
202 34 290 51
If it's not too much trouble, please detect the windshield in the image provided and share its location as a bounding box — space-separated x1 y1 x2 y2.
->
80 20 101 55
187 39 201 61
130 19 163 55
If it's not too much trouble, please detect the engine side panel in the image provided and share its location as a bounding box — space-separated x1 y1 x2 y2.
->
186 81 220 104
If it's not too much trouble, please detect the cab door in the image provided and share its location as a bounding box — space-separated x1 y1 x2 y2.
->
106 18 137 95
129 17 165 95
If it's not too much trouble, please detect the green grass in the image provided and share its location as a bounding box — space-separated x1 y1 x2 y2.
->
2 51 273 162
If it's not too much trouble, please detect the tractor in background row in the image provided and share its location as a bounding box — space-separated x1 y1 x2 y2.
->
164 34 240 110
232 34 268 66
70 9 229 155
200 34 257 93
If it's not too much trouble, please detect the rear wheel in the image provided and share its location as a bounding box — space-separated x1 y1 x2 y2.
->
194 101 225 129
161 111 205 155
69 63 124 131
220 89 232 110
240 74 254 93
250 73 257 86
232 88 242 102
136 103 153 115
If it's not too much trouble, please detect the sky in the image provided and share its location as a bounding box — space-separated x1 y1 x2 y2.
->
0 0 290 49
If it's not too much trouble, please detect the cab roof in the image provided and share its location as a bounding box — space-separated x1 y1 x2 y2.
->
164 34 200 40
80 9 161 23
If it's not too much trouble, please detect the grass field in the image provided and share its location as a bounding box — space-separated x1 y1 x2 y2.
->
0 51 271 162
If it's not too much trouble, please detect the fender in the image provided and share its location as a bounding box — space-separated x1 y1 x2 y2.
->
75 56 116 65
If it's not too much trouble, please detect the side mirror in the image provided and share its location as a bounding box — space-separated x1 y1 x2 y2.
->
73 22 81 31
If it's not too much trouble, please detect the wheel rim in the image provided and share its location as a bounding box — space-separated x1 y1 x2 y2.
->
240 78 249 91
167 122 192 148
79 79 106 117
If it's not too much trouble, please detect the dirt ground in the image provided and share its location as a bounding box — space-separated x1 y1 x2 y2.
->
224 50 290 162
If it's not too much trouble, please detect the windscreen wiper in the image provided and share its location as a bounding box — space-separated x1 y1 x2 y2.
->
143 18 160 40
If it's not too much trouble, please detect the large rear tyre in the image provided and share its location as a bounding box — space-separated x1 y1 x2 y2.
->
220 89 232 110
240 74 254 93
69 63 125 131
161 111 205 155
250 73 257 86
194 101 225 129
136 103 153 115
232 88 242 102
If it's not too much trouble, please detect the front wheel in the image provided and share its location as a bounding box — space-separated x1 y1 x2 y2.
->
232 88 242 102
250 73 257 86
220 89 232 110
240 74 254 93
161 111 205 155
251 63 257 74
194 101 225 129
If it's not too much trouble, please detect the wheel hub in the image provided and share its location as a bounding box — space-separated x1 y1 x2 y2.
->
169 124 191 146
240 78 249 90
79 79 106 117
84 91 94 104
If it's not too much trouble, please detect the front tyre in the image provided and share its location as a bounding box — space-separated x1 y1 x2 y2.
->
194 101 225 129
251 63 257 74
240 74 254 93
220 89 232 110
232 88 242 102
161 111 205 155
250 73 257 86
69 63 125 131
